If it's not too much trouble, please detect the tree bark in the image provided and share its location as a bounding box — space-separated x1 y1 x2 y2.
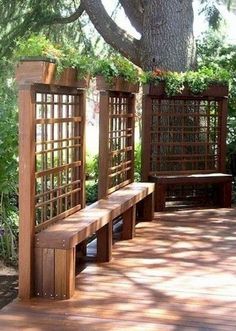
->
83 0 196 72
140 0 196 71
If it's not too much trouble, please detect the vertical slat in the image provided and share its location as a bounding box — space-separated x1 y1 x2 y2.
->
98 92 110 198
122 206 136 240
55 249 67 299
67 247 75 298
129 93 135 183
141 95 152 181
79 90 86 208
18 85 35 300
54 248 75 299
42 248 55 298
34 247 43 297
97 221 113 262
219 98 228 172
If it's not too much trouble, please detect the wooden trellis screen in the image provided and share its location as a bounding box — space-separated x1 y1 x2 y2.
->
142 91 228 203
18 81 85 298
98 91 135 198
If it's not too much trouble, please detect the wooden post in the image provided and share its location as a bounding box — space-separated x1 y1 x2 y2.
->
141 95 152 181
98 92 110 199
79 90 86 208
18 85 36 299
219 98 228 172
122 206 136 240
96 222 113 262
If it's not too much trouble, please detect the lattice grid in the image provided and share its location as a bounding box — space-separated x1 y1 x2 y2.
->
34 87 84 228
150 98 221 174
107 94 134 193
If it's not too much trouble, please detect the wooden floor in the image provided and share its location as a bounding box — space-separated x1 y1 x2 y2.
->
1 208 236 330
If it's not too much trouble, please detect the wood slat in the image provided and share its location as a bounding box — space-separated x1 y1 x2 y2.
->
2 208 236 330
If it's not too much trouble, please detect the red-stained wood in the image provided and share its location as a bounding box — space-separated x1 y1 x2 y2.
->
96 221 113 262
2 208 236 330
42 248 55 298
98 92 109 199
34 182 154 299
150 173 232 211
18 85 36 300
142 92 231 209
55 248 75 299
121 206 136 240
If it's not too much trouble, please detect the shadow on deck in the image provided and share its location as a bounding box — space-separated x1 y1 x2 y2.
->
1 208 236 330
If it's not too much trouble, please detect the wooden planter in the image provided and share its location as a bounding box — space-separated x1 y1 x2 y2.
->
54 67 77 86
143 82 228 98
76 75 90 89
96 75 139 93
15 58 56 85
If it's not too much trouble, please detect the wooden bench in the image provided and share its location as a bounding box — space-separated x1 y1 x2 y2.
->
149 173 232 211
34 182 154 300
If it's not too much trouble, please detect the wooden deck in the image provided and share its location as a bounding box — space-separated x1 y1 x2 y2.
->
1 208 236 330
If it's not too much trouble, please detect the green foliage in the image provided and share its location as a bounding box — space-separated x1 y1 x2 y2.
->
14 34 62 61
86 154 99 180
0 57 18 265
85 154 98 205
197 30 236 154
141 66 230 96
134 143 141 182
15 34 94 80
85 181 98 205
93 55 139 84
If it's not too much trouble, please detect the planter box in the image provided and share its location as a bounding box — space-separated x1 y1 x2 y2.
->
76 75 90 89
54 67 77 86
143 82 228 98
15 58 56 85
96 76 139 93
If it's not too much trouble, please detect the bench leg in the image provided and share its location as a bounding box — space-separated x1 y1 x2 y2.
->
122 206 136 240
216 181 232 208
143 192 154 221
35 247 75 300
137 193 154 221
155 184 166 211
96 221 113 262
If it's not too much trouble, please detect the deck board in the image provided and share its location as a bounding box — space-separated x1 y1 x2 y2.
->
1 208 236 330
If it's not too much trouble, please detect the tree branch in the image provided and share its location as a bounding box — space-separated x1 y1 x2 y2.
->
49 4 85 25
119 0 143 34
81 0 141 66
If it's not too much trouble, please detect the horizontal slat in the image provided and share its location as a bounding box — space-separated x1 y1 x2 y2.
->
35 117 81 124
35 160 81 178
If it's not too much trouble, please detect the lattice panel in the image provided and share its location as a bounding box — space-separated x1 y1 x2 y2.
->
107 94 134 193
34 86 84 229
150 98 221 174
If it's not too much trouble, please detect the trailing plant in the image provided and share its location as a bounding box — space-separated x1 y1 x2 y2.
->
56 45 93 79
141 66 230 96
93 55 139 84
15 34 93 81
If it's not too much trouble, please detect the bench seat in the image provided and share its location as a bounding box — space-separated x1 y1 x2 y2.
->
149 173 232 211
34 182 154 300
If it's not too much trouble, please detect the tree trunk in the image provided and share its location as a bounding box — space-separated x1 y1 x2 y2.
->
82 0 196 72
140 0 196 71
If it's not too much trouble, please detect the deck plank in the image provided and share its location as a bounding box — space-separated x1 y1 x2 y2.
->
1 208 236 330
